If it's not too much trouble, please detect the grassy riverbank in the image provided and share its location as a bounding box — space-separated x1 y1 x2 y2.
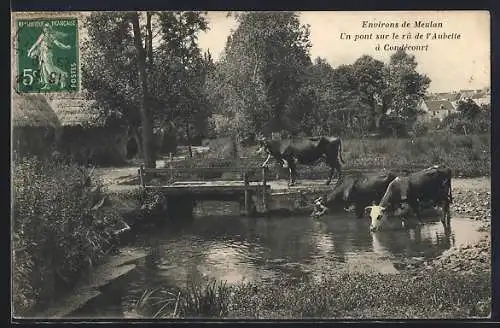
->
12 157 128 317
186 133 490 178
135 256 490 319
133 178 491 319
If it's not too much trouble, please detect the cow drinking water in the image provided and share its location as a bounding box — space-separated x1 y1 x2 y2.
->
256 136 344 186
312 170 397 219
366 165 453 232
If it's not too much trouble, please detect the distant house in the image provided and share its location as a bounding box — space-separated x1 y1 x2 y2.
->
417 99 456 122
428 92 460 102
458 89 476 101
12 93 61 159
470 92 491 107
46 92 130 166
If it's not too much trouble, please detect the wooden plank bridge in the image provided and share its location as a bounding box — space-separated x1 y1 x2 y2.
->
138 165 274 219
137 163 431 220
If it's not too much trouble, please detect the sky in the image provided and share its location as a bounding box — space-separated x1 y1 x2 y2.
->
197 11 490 93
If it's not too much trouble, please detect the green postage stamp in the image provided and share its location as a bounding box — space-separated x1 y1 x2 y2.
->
16 17 79 93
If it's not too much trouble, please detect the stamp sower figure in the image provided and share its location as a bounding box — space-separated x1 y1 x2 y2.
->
27 22 71 90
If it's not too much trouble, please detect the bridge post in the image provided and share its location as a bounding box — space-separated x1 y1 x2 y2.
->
169 153 174 183
138 165 145 188
262 166 269 213
244 172 250 215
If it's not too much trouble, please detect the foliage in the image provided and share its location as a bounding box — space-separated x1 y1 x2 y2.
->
343 133 490 176
82 12 211 163
12 157 125 316
441 101 490 135
351 55 386 131
135 268 490 319
152 12 212 143
185 133 490 178
205 12 311 139
205 13 430 138
136 280 231 318
383 50 431 124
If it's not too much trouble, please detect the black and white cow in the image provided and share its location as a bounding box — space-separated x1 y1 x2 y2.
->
366 165 453 231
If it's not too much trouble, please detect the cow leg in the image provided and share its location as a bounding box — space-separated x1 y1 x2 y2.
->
275 160 285 180
326 163 341 185
408 200 424 226
441 200 451 230
336 165 343 185
325 155 342 185
262 154 271 167
288 160 297 186
326 166 334 185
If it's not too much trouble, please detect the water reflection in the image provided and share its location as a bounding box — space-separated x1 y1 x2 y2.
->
77 212 486 318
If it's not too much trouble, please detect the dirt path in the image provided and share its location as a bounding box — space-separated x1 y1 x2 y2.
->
95 163 491 193
452 177 490 191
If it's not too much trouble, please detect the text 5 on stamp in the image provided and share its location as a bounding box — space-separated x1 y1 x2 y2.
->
17 18 79 93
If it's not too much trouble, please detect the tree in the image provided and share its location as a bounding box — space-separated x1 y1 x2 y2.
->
441 100 490 135
329 64 367 136
130 12 155 168
351 55 386 131
382 50 431 129
456 98 481 120
205 12 312 139
151 12 209 157
289 57 337 136
82 11 209 165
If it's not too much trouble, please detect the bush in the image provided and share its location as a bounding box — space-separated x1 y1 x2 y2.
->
441 108 491 135
12 157 125 316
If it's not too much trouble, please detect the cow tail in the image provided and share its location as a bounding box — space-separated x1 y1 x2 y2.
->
338 138 345 165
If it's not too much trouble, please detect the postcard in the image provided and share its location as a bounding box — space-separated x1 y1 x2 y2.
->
11 10 491 320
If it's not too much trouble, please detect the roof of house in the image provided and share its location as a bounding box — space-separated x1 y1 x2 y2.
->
459 90 476 98
430 92 460 101
471 92 489 99
472 97 491 106
12 93 61 128
45 92 105 127
424 100 455 112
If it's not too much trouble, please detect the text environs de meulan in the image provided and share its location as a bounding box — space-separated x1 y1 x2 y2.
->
362 20 444 28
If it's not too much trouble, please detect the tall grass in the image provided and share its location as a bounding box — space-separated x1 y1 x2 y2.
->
342 133 490 176
135 268 490 319
12 157 125 316
173 133 490 178
136 280 230 318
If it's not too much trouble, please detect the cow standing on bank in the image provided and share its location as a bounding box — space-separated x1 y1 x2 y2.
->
256 136 345 186
366 165 453 232
312 170 397 219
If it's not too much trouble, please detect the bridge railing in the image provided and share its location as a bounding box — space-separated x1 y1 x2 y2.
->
138 165 269 188
138 162 435 188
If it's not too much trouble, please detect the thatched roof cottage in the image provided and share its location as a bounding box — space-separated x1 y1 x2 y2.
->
46 92 129 166
12 93 61 159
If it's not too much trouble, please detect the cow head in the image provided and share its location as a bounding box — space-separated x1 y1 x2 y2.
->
366 205 387 231
311 196 328 218
256 136 269 155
